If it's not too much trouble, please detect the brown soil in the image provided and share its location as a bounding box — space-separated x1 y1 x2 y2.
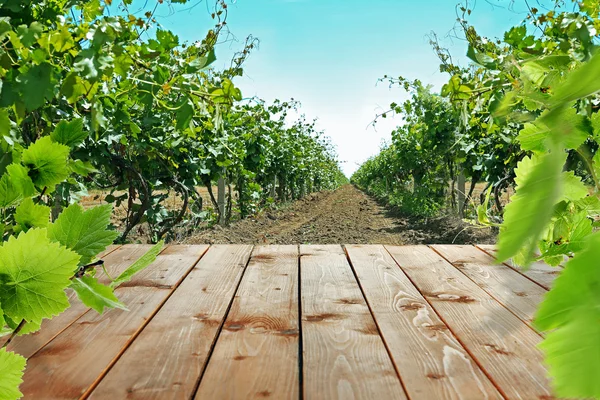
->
184 184 496 245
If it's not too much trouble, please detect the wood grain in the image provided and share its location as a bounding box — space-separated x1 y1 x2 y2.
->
346 245 501 400
89 245 252 400
386 245 552 399
195 245 300 400
19 245 208 400
8 245 150 359
300 244 407 400
477 244 562 290
432 245 547 325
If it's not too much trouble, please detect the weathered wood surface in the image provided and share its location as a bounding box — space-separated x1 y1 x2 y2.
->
386 245 552 399
477 244 562 290
300 245 407 399
346 245 501 399
13 244 557 399
196 245 299 400
432 245 547 325
91 244 248 399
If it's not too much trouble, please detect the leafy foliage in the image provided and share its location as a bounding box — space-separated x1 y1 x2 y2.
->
47 204 118 266
71 276 127 314
0 349 26 400
110 241 164 289
0 228 79 323
352 80 458 217
0 0 345 243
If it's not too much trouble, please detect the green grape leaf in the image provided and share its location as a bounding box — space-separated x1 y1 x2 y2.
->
47 204 118 266
0 174 22 208
520 108 590 152
567 212 593 252
550 51 600 106
21 136 70 190
16 21 43 47
39 25 74 53
592 111 600 139
61 73 87 104
542 211 592 258
188 49 216 72
521 60 549 87
576 195 600 215
0 348 26 400
6 164 35 197
17 319 41 335
71 276 127 314
68 159 97 176
560 171 589 202
0 109 10 137
51 119 87 147
539 308 600 399
4 314 42 336
0 303 6 336
518 121 547 152
176 100 194 131
513 154 536 187
14 198 50 232
110 241 164 288
466 45 497 69
0 229 80 323
535 233 600 331
540 254 564 267
496 148 565 264
16 62 54 112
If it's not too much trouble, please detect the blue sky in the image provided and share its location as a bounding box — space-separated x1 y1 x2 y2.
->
130 0 555 175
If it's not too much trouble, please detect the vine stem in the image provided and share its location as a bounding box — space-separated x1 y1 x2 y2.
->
73 260 105 279
2 319 26 349
35 186 47 204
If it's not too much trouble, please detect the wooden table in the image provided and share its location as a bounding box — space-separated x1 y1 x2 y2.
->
8 244 560 399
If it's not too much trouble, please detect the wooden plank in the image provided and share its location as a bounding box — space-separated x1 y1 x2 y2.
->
8 245 151 359
477 244 562 290
19 245 209 400
89 245 252 399
346 245 502 399
432 245 547 325
195 245 300 400
386 245 552 399
300 245 407 399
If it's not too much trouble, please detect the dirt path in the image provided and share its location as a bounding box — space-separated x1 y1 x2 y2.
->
184 185 496 245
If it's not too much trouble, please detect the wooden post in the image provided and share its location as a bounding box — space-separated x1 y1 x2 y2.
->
457 169 466 218
217 176 226 225
270 176 277 200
